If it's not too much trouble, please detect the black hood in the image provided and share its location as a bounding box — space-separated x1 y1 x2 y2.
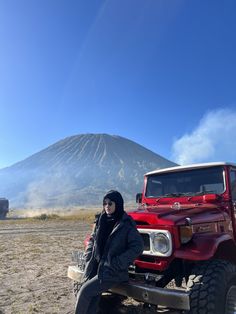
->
103 190 124 220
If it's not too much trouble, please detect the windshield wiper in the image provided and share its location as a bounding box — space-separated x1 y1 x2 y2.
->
163 193 184 197
195 190 215 196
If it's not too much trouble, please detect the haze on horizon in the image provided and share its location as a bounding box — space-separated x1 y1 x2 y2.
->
1 0 236 169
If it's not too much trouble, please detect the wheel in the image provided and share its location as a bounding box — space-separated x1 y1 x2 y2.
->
98 292 126 313
187 259 236 314
225 285 236 314
0 212 7 219
143 303 158 312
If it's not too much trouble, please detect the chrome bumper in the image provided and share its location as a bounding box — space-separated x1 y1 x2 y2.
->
67 265 190 311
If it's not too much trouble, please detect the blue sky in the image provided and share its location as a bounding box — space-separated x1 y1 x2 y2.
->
0 0 236 169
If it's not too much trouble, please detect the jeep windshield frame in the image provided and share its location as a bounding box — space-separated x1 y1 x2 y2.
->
145 166 226 198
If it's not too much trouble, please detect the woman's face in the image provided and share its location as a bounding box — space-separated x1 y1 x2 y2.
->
103 198 116 215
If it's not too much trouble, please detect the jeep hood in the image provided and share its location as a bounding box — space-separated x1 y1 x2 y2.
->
128 203 226 226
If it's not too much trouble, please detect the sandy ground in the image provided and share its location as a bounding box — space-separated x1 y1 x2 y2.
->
0 219 178 314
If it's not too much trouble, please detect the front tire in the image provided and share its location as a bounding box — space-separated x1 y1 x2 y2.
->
187 259 236 314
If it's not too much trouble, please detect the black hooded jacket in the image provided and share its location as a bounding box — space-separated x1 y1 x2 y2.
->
94 190 125 262
83 211 144 283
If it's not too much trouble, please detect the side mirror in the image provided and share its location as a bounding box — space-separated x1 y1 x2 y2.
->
136 193 142 204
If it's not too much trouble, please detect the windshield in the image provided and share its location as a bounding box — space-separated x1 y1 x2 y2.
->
145 166 225 198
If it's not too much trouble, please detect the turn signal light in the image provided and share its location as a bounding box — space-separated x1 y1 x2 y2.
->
180 226 193 244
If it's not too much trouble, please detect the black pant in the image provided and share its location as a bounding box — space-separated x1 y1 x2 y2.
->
75 275 118 314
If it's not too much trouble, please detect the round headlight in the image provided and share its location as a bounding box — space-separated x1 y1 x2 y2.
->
152 233 170 254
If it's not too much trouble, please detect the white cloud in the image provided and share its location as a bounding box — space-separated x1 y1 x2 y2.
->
171 108 236 165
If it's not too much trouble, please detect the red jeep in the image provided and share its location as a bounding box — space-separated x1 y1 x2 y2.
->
68 162 236 313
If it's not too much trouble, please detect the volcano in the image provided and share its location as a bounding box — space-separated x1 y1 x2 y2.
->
0 134 176 208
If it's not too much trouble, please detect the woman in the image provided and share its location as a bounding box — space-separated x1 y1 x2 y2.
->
75 190 144 314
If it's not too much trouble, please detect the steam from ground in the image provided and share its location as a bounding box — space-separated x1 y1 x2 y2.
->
9 207 94 218
10 208 59 218
172 108 236 165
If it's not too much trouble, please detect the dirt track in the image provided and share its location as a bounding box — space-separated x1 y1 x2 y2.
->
0 219 177 314
0 219 88 314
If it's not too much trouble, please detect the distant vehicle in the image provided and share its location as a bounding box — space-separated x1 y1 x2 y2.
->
0 198 9 219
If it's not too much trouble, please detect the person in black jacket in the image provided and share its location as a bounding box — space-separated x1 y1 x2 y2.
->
75 190 144 314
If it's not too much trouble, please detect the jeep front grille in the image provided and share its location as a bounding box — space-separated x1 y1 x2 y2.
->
140 233 150 251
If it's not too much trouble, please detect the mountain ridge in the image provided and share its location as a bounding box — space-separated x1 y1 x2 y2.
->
0 134 177 208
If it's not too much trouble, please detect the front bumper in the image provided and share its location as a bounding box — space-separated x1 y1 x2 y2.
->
67 265 190 311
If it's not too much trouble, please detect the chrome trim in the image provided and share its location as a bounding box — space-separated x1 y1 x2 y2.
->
112 281 190 310
223 167 227 194
138 228 172 257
